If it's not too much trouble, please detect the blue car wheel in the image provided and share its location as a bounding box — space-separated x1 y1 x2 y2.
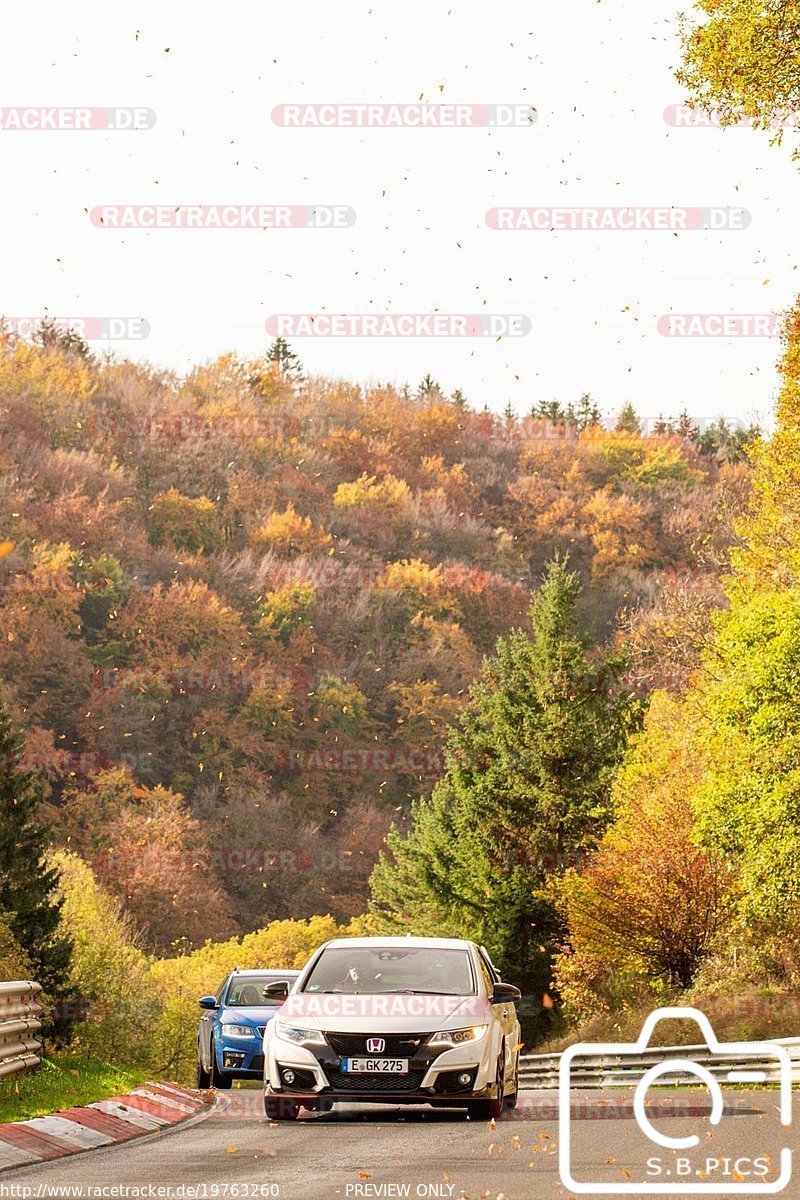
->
196 1041 211 1089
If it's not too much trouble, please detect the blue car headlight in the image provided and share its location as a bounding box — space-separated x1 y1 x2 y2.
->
221 1023 257 1039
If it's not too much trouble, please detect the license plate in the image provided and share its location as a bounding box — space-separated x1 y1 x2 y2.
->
342 1058 408 1074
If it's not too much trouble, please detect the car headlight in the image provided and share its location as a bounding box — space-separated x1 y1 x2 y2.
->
428 1025 489 1048
274 1021 327 1047
221 1023 257 1039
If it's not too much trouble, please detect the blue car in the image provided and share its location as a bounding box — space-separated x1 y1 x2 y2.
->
196 968 300 1089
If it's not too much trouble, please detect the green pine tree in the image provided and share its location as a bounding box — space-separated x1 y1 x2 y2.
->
416 373 441 400
531 399 567 424
265 337 304 379
615 400 641 434
369 560 634 1027
575 392 602 431
0 705 71 992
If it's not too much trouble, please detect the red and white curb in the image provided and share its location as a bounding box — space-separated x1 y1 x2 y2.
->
0 1082 209 1170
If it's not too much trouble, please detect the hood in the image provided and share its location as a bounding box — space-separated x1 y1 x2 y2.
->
277 992 490 1034
220 1005 280 1025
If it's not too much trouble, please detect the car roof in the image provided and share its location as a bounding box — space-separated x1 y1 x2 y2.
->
319 936 475 951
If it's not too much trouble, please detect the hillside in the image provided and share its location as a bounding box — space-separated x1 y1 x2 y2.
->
0 327 747 952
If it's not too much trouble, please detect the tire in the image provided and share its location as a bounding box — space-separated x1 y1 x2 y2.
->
467 1053 505 1122
211 1039 233 1090
505 1053 519 1109
466 1098 492 1121
196 1045 211 1090
265 1094 301 1121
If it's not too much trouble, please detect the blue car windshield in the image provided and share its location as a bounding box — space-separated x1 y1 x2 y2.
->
302 947 475 995
225 975 285 1007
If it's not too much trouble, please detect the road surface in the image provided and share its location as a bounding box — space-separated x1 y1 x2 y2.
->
3 1089 794 1199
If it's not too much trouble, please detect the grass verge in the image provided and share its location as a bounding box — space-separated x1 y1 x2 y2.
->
0 1054 146 1124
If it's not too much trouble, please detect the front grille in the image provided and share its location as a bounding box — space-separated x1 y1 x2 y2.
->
256 1026 267 1038
325 1068 428 1093
324 1032 430 1057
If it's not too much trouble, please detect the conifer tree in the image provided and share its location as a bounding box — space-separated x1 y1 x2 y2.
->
369 560 633 1018
0 705 71 992
615 400 641 434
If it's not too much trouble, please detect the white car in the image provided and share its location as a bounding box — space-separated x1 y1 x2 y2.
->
262 936 522 1120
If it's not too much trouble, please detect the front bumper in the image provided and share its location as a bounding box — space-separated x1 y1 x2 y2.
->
218 1037 265 1077
264 1032 497 1104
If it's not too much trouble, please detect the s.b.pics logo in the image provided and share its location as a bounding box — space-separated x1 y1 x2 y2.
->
559 1008 793 1194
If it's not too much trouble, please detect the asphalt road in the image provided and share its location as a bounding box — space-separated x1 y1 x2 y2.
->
4 1089 795 1200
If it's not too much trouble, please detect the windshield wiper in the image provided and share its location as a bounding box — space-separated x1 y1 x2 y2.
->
391 989 463 996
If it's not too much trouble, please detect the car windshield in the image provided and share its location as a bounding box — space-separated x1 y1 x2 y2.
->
225 975 287 1007
302 946 475 995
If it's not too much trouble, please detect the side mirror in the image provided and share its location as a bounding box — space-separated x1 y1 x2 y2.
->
491 982 521 1005
198 995 217 1010
263 980 291 1000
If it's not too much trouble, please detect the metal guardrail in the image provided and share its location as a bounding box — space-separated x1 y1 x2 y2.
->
0 981 43 1080
519 1036 800 1089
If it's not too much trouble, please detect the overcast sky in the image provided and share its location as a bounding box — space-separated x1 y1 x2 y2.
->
2 1 799 426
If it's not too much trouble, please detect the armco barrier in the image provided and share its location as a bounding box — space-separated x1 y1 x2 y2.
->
519 1036 800 1089
0 982 43 1080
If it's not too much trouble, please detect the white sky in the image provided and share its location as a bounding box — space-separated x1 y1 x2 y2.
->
1 1 798 426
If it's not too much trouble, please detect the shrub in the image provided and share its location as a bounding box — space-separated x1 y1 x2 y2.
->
147 488 225 554
250 505 332 557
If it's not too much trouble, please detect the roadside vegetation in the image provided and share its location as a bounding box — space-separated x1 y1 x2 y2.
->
0 1054 144 1124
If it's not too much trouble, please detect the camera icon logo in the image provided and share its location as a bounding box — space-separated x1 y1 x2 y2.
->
559 1006 793 1194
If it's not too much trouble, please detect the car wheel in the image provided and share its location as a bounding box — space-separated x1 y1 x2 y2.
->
210 1039 233 1090
265 1094 301 1121
504 1052 519 1109
196 1045 211 1090
467 1053 505 1121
